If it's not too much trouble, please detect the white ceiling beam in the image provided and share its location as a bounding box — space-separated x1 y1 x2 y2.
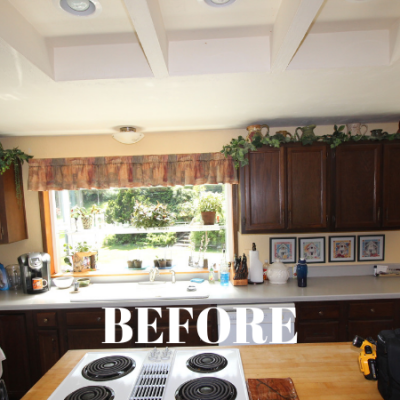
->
123 0 169 78
271 0 325 72
0 1 53 78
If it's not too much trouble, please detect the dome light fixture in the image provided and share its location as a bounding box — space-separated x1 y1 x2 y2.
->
56 0 102 17
112 127 144 145
204 0 237 7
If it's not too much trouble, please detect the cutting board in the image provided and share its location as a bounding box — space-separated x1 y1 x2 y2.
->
247 378 299 400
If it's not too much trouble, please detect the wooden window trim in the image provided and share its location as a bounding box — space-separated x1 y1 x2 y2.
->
39 186 240 277
38 191 56 275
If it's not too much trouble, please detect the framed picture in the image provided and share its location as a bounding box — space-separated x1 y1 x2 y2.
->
270 237 296 264
329 236 356 262
358 235 385 261
299 237 325 263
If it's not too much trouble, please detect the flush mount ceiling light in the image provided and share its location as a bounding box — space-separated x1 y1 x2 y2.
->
112 127 144 145
203 0 237 7
56 0 102 17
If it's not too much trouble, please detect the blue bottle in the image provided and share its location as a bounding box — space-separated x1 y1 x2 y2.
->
296 258 308 287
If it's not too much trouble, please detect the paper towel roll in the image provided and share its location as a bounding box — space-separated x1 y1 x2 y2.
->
249 250 264 283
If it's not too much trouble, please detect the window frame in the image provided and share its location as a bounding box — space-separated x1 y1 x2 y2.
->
40 186 239 276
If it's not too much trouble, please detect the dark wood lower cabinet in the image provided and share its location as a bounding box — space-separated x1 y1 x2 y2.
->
296 299 400 344
37 330 60 375
0 313 35 400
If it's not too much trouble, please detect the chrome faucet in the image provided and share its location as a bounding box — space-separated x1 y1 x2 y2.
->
170 270 176 284
149 267 160 282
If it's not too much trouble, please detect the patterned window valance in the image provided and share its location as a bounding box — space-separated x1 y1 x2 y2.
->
28 153 238 191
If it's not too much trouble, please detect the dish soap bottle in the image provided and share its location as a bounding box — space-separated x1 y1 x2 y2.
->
208 264 215 283
220 249 230 287
296 258 308 287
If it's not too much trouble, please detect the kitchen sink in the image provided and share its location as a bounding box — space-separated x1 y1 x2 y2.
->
69 281 210 302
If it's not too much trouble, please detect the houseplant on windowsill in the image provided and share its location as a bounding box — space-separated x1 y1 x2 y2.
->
131 201 176 229
198 192 223 225
63 242 97 273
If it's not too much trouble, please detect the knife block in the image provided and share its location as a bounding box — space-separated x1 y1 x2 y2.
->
229 265 248 286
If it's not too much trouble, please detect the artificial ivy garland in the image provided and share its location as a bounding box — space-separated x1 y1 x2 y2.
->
0 142 33 205
221 125 400 169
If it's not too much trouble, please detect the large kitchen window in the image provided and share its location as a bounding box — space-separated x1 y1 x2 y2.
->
50 184 232 274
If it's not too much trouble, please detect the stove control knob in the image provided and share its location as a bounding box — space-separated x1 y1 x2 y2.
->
149 347 160 361
161 346 172 360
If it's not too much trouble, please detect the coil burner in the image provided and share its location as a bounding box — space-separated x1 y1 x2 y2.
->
175 377 237 400
186 353 228 373
64 386 115 400
82 356 135 381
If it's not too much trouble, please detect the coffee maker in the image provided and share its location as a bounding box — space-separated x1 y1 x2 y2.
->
18 252 51 294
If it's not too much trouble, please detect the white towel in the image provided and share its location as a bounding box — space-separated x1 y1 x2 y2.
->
0 347 5 379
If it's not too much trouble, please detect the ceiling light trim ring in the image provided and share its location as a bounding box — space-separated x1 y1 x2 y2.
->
56 0 102 17
204 0 237 8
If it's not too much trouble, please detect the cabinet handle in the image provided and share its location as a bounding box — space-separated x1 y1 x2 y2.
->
44 318 48 323
51 338 55 342
377 207 381 221
326 215 329 223
0 224 3 240
97 317 101 321
371 308 375 313
318 311 324 316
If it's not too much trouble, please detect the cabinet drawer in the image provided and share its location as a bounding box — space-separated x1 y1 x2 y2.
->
66 310 106 326
348 301 394 319
297 321 339 343
36 312 57 327
66 309 134 326
139 306 214 327
297 304 340 321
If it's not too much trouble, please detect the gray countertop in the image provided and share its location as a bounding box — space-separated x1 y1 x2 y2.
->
0 276 399 311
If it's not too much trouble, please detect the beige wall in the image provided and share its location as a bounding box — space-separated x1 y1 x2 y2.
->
0 122 399 267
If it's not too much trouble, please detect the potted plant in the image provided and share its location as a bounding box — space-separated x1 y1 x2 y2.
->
131 201 176 229
63 242 96 272
0 142 33 206
177 202 196 223
198 192 223 225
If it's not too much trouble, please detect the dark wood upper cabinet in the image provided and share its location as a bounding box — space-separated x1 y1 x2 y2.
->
382 142 400 228
287 144 328 230
0 164 28 244
241 146 286 233
334 142 382 230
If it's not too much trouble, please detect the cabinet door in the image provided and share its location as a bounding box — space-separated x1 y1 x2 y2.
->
37 330 60 375
348 320 394 341
297 321 340 343
287 144 328 230
0 164 28 244
334 143 382 229
241 146 286 233
0 314 32 400
66 328 135 349
383 142 400 227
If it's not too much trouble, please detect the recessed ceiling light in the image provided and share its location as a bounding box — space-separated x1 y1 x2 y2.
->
204 0 237 8
346 0 372 3
55 0 102 17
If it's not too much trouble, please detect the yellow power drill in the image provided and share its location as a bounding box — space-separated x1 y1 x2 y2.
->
352 335 377 380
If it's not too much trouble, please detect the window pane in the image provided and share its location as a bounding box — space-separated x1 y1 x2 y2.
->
52 185 227 273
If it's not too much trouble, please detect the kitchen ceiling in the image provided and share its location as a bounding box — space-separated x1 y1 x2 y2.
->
0 0 399 136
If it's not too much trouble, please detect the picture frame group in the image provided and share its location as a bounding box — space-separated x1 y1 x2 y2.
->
269 235 385 264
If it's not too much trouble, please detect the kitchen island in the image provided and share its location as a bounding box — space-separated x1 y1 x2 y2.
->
21 343 381 400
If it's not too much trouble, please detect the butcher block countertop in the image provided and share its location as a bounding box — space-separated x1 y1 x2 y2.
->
22 343 382 400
